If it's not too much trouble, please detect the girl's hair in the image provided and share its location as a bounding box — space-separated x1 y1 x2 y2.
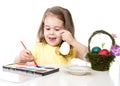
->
37 6 75 43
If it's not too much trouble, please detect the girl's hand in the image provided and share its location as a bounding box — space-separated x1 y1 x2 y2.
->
17 49 34 63
60 30 75 45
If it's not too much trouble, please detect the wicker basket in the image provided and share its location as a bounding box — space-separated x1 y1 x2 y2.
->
87 30 116 71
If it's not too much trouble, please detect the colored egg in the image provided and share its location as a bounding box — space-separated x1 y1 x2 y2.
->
92 46 101 53
98 49 109 56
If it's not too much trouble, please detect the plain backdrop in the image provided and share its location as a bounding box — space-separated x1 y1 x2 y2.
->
0 0 120 65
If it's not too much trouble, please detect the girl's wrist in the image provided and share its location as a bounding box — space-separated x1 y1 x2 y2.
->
69 39 77 46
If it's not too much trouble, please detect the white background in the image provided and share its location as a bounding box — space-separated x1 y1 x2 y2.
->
0 0 120 65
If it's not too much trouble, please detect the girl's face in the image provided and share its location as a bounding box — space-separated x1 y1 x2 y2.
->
44 15 64 46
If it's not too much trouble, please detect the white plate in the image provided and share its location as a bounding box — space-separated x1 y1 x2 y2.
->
63 65 92 76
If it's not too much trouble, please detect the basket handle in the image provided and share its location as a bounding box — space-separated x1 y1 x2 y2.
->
88 30 115 52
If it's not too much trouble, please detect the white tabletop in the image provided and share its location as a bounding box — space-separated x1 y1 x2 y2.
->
0 65 116 86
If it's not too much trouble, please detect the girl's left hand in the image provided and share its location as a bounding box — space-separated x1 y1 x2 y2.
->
60 30 75 44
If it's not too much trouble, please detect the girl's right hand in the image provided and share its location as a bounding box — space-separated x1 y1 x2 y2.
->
16 49 34 63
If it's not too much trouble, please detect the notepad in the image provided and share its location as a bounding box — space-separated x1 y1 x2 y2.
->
3 63 59 76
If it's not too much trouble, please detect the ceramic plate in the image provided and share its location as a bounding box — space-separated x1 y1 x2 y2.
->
63 65 92 76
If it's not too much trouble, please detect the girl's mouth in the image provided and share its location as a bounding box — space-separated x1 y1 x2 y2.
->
49 37 56 42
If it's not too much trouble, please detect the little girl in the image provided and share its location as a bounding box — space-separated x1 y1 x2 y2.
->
14 6 88 65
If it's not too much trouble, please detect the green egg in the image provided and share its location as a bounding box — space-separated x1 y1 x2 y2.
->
92 46 101 53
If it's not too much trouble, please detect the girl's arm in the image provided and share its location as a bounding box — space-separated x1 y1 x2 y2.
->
61 30 88 59
70 39 88 59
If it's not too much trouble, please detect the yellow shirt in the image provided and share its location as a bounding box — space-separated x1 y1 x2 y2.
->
30 43 77 65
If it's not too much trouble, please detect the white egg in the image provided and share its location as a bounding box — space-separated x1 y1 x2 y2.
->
59 42 70 55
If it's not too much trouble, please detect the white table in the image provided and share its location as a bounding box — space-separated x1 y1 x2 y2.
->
0 66 116 86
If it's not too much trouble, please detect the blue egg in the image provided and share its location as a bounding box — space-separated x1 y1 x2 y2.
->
92 46 101 53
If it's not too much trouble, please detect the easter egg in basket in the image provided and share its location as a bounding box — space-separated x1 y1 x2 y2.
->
87 30 116 71
98 49 109 56
92 46 101 53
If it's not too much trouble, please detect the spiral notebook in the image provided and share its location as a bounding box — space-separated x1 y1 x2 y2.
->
2 63 59 76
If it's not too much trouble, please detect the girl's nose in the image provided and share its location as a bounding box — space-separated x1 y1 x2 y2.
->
50 29 54 34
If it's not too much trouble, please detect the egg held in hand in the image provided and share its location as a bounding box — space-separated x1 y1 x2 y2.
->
98 49 109 56
59 42 70 55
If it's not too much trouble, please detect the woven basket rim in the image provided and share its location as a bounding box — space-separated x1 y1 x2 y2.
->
87 30 116 71
88 30 115 52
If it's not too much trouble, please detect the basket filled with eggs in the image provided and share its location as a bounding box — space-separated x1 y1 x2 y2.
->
87 30 120 71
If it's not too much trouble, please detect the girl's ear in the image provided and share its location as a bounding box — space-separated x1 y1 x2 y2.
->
59 42 70 55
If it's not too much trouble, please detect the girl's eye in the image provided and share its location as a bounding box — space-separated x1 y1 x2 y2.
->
46 28 50 30
45 27 50 30
55 28 61 31
55 29 60 31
